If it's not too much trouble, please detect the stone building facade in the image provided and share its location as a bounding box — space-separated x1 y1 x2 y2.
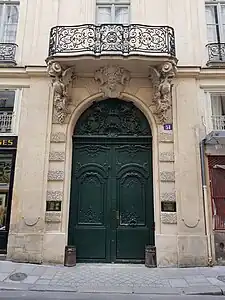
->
0 0 224 267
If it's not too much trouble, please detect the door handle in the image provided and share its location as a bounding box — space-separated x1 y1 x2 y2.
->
116 210 119 220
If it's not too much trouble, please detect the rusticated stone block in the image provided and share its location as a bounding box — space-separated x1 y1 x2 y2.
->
160 171 175 182
48 170 64 181
161 212 177 224
160 192 176 202
159 152 175 162
47 190 63 201
50 132 66 143
49 151 65 161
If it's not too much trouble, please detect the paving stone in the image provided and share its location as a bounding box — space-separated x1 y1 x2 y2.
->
30 284 77 292
35 279 51 285
184 275 209 283
182 286 223 295
0 262 18 273
0 282 30 290
169 279 189 288
30 267 46 276
22 276 39 284
78 286 133 294
133 287 181 294
40 273 56 279
16 265 36 274
206 277 225 286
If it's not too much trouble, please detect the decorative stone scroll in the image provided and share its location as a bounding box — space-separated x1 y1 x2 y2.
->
95 65 130 98
149 61 177 124
47 61 76 124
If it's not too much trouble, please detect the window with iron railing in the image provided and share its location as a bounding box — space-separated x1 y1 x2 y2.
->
96 0 130 24
211 94 225 130
0 90 15 133
205 1 225 62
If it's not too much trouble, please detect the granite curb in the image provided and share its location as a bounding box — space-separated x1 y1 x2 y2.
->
0 282 222 296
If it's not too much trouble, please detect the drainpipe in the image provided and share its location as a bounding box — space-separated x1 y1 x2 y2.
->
200 139 213 267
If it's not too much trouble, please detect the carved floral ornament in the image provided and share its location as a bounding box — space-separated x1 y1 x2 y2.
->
149 61 177 124
94 65 130 98
47 61 76 124
47 61 176 125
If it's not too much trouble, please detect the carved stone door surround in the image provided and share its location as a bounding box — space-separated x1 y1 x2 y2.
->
46 60 177 231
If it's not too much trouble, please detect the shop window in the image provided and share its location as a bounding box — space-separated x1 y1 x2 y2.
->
0 153 13 231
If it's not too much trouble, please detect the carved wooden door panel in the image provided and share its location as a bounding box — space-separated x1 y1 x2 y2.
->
69 99 154 262
68 142 111 262
113 142 154 262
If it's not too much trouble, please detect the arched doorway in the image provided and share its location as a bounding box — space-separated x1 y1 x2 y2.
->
68 99 154 263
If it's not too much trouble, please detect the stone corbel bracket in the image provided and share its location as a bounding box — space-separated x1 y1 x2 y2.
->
47 61 76 124
149 61 177 124
94 65 130 98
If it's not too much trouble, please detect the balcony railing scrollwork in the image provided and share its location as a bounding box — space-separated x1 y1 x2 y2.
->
207 43 225 64
0 43 17 65
48 24 176 58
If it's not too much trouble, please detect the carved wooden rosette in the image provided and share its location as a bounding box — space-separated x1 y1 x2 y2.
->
94 65 130 98
47 61 76 124
149 62 177 124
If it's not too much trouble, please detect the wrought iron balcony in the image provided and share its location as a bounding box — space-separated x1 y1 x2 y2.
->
207 43 225 65
212 115 225 130
48 24 176 58
0 111 13 133
0 43 17 65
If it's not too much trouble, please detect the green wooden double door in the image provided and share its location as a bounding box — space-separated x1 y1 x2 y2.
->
69 138 154 263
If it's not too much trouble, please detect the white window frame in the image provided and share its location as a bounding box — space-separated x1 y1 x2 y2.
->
96 0 130 24
203 90 225 132
0 1 19 43
205 0 225 42
0 88 21 136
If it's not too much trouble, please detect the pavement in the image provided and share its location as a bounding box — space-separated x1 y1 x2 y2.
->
0 292 223 300
0 261 224 296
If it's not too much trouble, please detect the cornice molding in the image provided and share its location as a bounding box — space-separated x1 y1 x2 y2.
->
0 65 224 79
